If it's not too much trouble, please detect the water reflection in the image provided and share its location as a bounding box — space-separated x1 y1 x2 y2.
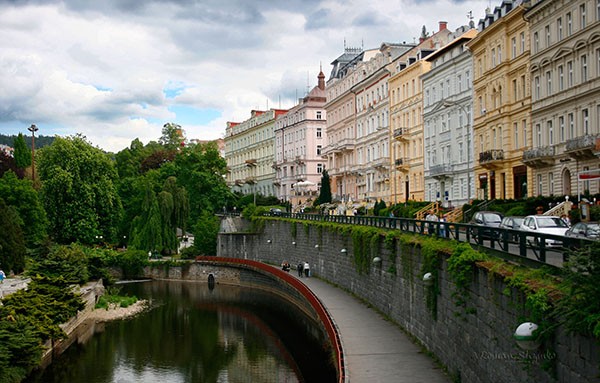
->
25 280 336 383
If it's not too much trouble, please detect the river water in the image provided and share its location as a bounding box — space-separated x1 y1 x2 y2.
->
24 280 336 383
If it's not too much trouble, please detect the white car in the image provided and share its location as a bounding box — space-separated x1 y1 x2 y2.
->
520 215 569 246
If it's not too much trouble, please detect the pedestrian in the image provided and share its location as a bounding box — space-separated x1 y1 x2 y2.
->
425 210 438 235
560 214 571 227
439 214 447 237
0 269 5 284
297 262 304 277
304 262 310 277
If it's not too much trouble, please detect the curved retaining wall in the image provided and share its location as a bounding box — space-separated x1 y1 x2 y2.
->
142 258 346 383
218 220 600 383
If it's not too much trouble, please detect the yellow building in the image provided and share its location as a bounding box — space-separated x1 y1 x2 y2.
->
467 2 532 200
389 22 453 203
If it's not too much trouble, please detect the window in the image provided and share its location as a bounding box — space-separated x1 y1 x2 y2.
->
316 127 322 138
549 172 554 195
520 32 525 54
545 25 551 47
559 116 565 141
537 174 543 195
317 163 323 173
597 49 600 77
497 45 502 63
598 0 600 21
512 79 518 99
581 54 588 82
567 61 573 87
533 32 539 53
558 65 564 90
511 37 517 58
583 109 589 134
316 111 322 120
568 113 574 138
316 145 322 155
581 4 587 29
567 12 572 36
548 120 554 145
457 75 462 93
546 70 552 95
514 123 519 149
522 120 527 148
557 17 563 41
534 76 540 100
521 75 526 98
536 124 542 146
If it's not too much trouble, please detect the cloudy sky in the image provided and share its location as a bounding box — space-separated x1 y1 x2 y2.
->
1 0 491 153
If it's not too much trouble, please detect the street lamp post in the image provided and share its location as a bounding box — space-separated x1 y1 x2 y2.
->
442 100 472 202
28 124 39 182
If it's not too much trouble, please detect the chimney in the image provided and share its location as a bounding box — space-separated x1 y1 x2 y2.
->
318 69 325 90
439 21 448 31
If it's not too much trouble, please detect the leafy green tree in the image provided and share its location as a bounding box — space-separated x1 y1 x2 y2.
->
13 133 31 170
37 135 123 244
130 184 163 253
27 244 90 284
159 122 185 150
314 170 332 206
0 198 26 273
192 210 220 256
0 171 48 245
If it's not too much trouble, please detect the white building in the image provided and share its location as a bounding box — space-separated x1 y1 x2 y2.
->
225 109 288 197
422 27 477 207
274 70 328 207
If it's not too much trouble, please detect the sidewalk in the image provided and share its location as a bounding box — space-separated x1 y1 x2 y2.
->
0 277 31 299
299 275 449 383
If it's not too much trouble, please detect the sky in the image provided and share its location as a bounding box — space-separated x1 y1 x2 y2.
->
0 0 492 153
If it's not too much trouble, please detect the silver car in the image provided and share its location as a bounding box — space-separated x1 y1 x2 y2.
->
520 215 569 246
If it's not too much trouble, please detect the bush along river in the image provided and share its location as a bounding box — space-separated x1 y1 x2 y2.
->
24 280 337 383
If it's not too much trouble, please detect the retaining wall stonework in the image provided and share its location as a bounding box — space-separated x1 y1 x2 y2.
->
218 220 600 383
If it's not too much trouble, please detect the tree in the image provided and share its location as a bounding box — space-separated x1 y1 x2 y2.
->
130 183 163 253
13 133 31 171
0 171 48 245
37 135 122 244
192 210 220 256
314 170 332 206
159 122 185 150
0 198 26 273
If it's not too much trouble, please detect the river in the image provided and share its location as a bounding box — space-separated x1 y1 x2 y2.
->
24 280 337 383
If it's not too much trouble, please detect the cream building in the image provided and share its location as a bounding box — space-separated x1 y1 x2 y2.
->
466 1 532 200
274 70 328 207
322 46 364 202
524 0 600 197
422 27 477 207
225 109 288 198
389 22 454 203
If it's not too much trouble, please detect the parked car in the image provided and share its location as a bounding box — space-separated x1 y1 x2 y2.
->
469 211 504 239
520 215 569 246
499 216 525 241
565 221 600 240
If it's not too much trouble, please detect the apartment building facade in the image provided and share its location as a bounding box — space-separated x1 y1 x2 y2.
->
524 0 600 197
389 22 454 203
225 109 288 197
274 71 328 207
422 27 477 207
467 1 532 200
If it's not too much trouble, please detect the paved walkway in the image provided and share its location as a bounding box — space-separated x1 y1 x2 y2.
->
298 275 449 383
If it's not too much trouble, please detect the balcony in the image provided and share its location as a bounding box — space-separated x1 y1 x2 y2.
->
371 156 390 170
522 146 555 168
565 134 599 160
395 157 410 172
244 176 256 184
272 161 280 169
429 164 453 178
479 149 504 169
234 179 244 186
294 156 305 165
393 127 409 141
338 138 356 151
245 159 257 167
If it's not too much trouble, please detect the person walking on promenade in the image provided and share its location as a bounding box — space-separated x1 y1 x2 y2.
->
297 262 304 277
0 269 5 284
304 262 310 277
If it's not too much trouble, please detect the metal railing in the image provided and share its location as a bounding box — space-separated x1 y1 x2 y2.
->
263 212 589 268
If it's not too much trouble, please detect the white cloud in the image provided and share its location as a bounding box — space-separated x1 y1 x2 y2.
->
0 0 490 152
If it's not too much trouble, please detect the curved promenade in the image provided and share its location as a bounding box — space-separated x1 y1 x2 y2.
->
297 273 449 383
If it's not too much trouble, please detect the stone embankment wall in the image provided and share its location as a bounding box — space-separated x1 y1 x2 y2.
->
218 220 600 383
41 280 105 367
